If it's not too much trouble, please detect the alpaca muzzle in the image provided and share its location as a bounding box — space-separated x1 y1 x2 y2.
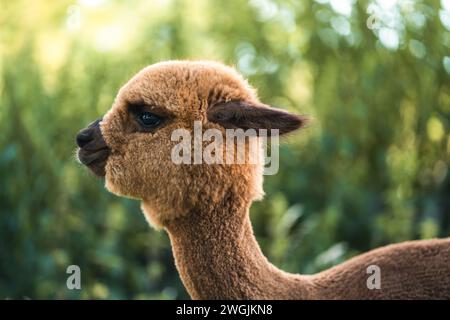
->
76 118 110 176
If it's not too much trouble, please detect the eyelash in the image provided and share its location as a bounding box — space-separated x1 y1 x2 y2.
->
127 102 168 132
135 111 163 129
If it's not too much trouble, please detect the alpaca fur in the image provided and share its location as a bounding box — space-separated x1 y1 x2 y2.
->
78 60 450 299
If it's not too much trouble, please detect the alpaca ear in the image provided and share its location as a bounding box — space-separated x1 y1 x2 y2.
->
207 101 309 136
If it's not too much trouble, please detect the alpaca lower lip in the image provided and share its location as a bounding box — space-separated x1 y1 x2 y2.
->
87 159 108 176
78 148 110 165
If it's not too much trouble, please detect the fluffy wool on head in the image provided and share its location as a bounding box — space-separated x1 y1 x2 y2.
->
76 60 450 301
98 60 304 228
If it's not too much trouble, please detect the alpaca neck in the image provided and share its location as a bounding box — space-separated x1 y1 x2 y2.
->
165 194 311 299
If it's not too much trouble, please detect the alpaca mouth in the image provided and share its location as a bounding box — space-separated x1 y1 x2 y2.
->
76 118 110 177
77 147 110 176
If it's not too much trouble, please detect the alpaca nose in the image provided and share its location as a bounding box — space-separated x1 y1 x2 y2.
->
76 131 93 148
76 119 102 148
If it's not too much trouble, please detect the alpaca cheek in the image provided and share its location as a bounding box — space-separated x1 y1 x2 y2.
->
104 158 129 197
104 155 142 199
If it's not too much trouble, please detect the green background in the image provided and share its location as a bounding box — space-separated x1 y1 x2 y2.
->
1 0 449 299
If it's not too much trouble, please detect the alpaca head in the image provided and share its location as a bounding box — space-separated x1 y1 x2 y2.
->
76 61 308 228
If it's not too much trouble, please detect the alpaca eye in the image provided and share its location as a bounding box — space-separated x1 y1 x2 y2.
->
137 112 162 128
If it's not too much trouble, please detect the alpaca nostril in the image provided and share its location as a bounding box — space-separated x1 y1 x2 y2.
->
76 130 93 148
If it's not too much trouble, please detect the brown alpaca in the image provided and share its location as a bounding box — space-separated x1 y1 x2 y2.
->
76 60 450 299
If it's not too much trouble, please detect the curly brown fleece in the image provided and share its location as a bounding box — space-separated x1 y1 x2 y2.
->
83 60 450 299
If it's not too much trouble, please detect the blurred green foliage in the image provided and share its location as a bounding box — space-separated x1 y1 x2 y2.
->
1 0 449 299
